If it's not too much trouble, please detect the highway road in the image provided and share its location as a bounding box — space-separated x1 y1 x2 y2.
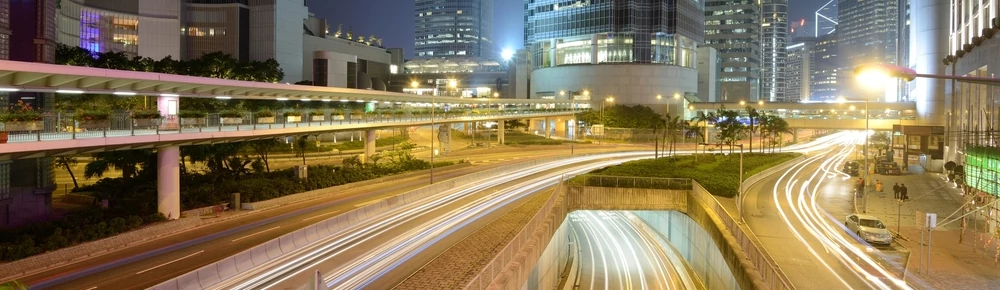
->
24 147 639 290
199 152 653 289
743 132 921 290
566 210 693 290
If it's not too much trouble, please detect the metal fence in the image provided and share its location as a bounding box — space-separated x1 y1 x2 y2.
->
690 181 795 290
571 174 693 190
0 109 576 144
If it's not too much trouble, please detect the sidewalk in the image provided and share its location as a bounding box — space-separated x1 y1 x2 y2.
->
862 166 1000 289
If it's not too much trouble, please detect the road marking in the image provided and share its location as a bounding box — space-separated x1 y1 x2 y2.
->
231 226 281 242
85 287 97 290
136 250 205 275
302 210 340 222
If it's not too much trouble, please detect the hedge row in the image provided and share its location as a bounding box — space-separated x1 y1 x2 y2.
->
0 209 166 261
573 153 800 197
332 135 408 151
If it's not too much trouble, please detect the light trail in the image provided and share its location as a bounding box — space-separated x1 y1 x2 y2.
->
201 151 652 289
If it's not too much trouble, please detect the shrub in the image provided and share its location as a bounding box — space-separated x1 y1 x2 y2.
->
219 109 246 118
283 111 302 117
570 153 800 198
131 109 162 119
255 109 275 118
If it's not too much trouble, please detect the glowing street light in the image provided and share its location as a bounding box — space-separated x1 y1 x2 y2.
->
739 100 746 106
758 100 765 106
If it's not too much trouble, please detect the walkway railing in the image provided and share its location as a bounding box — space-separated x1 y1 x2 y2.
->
569 174 693 190
0 109 577 144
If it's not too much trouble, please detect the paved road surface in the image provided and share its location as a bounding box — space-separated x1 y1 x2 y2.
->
743 132 913 289
568 210 686 290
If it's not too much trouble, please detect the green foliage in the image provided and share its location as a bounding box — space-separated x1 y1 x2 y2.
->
56 44 285 83
131 108 162 119
333 135 408 151
0 100 43 122
76 109 111 121
255 109 275 118
575 104 662 129
178 111 207 118
570 153 800 197
284 111 303 117
219 109 246 118
0 208 163 262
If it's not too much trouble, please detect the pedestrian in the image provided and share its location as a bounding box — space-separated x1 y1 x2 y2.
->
893 183 900 199
856 177 865 196
875 180 883 197
900 183 909 201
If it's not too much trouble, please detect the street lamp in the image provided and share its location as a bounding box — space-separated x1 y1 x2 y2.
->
601 96 614 145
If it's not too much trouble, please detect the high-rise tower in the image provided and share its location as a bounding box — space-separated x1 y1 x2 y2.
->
815 0 838 36
761 0 788 102
414 0 493 59
704 0 762 101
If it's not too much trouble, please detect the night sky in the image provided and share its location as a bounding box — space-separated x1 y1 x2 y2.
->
306 0 825 59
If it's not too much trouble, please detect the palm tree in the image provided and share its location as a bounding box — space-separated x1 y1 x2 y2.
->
745 106 759 153
714 107 744 153
770 117 793 152
757 112 773 152
55 156 80 189
691 110 717 146
84 150 156 180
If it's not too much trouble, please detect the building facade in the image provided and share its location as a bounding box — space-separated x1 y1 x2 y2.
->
56 0 308 82
704 0 761 102
810 32 838 101
697 46 721 102
301 15 402 91
0 0 59 229
761 0 788 102
524 0 704 116
414 0 493 59
837 0 902 101
785 40 813 102
815 0 837 36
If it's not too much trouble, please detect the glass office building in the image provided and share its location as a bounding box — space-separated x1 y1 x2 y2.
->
414 0 493 59
524 0 703 69
704 0 762 102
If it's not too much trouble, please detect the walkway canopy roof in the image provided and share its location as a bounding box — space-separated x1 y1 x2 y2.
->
0 60 554 106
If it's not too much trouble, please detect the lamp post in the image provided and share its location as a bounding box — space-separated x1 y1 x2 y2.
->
601 96 614 145
561 90 586 154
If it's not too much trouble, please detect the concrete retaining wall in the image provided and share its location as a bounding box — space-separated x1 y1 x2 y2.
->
564 186 688 212
0 217 201 280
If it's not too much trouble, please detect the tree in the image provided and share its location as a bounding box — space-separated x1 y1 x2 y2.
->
691 110 716 147
84 150 156 180
714 106 745 153
55 156 80 189
294 136 310 165
745 106 759 153
769 117 793 152
248 138 283 172
55 44 94 66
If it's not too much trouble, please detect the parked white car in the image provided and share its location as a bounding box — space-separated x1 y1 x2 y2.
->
845 214 893 245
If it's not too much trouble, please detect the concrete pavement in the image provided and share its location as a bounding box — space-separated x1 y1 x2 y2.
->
862 166 1000 289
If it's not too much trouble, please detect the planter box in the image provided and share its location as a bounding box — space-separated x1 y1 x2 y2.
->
181 118 206 126
332 115 345 120
2 121 42 131
134 118 160 127
221 117 244 125
351 115 364 120
78 120 110 129
286 116 302 123
256 117 275 124
310 115 325 122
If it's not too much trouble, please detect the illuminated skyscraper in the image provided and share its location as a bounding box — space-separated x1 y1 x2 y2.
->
761 0 788 102
815 0 838 36
704 0 762 101
414 0 493 59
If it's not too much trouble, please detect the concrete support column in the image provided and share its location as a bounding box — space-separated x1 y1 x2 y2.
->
544 117 552 139
157 146 181 220
792 129 799 143
550 39 558 67
555 118 567 138
498 120 506 145
591 34 599 64
912 0 950 125
365 129 376 158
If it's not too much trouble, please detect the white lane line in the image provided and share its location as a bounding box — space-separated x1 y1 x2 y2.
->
231 226 281 243
85 287 97 290
135 250 205 275
302 210 340 222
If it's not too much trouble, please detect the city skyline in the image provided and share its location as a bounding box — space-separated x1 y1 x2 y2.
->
308 0 826 59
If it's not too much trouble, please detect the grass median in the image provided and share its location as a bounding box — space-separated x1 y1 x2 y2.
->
569 152 801 198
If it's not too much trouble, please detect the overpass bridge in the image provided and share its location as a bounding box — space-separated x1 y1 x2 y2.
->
689 101 920 130
0 59 574 221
